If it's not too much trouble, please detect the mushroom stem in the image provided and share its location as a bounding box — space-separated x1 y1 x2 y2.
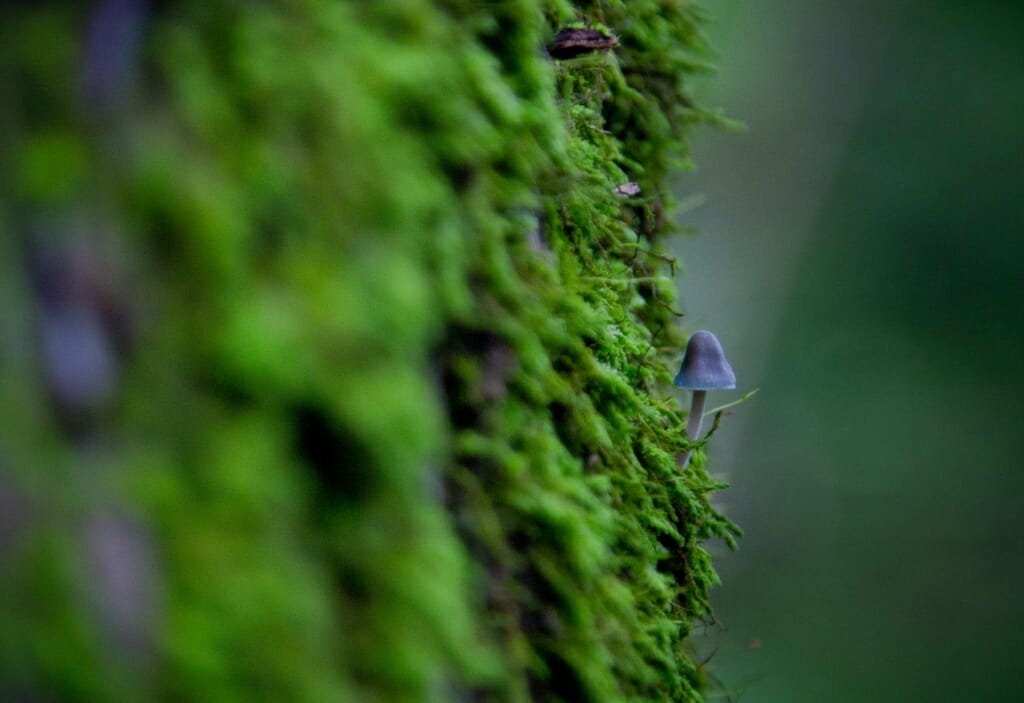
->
680 390 706 470
686 390 707 440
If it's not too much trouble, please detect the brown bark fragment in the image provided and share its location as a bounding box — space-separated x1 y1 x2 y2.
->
547 28 618 59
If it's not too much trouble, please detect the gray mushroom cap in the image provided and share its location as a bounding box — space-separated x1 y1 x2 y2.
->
673 330 736 390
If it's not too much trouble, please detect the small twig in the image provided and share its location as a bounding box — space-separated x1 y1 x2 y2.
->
703 388 759 417
651 295 685 317
616 246 678 273
701 410 725 441
581 275 666 284
638 321 665 365
681 390 759 454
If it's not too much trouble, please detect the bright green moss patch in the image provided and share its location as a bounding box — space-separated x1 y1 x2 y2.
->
0 1 738 702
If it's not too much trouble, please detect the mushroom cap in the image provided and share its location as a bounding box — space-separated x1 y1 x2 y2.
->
673 330 736 390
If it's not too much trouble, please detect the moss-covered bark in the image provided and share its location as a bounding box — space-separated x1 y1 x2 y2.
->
0 2 737 701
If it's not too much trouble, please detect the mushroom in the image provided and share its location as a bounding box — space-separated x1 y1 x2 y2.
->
674 330 736 469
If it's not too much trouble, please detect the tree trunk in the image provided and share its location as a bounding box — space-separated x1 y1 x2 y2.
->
0 2 737 701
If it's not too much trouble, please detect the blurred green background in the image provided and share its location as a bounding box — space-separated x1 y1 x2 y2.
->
675 0 1024 700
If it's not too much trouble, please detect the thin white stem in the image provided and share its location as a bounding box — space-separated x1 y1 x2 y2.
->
679 390 706 471
686 390 706 440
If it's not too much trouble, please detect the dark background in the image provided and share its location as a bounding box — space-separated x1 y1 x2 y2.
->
674 0 1024 700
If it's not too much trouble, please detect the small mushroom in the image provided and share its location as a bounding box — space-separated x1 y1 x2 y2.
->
674 330 735 469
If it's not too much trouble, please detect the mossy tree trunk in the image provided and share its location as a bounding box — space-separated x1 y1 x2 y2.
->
0 2 737 702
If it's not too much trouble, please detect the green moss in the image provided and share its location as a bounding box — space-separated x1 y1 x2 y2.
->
0 1 738 702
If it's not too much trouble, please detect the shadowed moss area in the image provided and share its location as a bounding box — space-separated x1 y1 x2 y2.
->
0 1 737 702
